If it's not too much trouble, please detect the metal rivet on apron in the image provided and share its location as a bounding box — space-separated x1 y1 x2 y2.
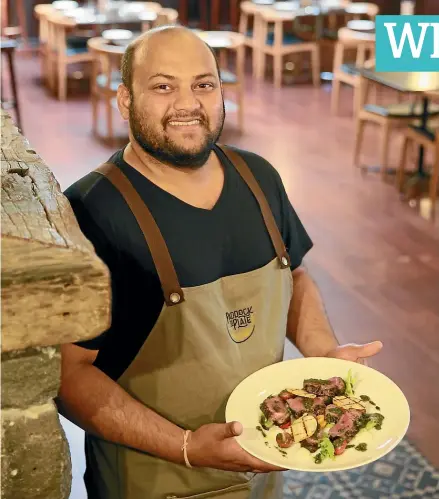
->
170 292 181 304
281 256 288 267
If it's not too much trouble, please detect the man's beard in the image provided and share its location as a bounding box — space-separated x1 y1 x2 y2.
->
129 99 225 169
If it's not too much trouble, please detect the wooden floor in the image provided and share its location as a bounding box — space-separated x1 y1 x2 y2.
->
10 56 439 474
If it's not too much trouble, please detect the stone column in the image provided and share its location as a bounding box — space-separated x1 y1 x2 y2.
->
1 110 111 499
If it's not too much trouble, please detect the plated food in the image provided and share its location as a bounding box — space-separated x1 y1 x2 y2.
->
225 358 410 472
258 372 384 464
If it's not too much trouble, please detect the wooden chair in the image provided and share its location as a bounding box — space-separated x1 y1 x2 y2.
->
330 27 375 116
353 81 439 179
87 37 123 142
46 12 93 100
196 31 245 132
238 1 269 79
255 8 320 88
398 91 439 215
34 4 55 84
154 8 179 27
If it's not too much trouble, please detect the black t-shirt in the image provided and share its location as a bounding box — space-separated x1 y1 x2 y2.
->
64 145 313 381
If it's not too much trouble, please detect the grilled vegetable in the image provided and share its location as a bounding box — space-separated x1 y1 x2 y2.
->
316 415 326 429
291 414 318 443
276 432 294 448
287 389 316 399
333 395 366 411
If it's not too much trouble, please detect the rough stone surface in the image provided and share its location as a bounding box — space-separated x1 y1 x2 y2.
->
1 402 72 499
1 346 61 409
1 109 111 353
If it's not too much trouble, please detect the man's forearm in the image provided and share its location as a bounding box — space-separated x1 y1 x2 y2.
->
287 268 339 357
57 363 185 465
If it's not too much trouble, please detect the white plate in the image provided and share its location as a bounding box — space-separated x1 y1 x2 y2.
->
225 357 410 472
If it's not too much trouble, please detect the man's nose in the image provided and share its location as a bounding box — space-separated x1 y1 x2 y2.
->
173 88 201 112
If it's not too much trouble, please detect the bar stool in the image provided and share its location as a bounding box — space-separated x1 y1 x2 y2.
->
0 38 21 130
330 27 375 116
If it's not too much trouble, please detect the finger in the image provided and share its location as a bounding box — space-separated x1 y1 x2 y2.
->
339 341 383 360
355 341 383 359
222 421 243 439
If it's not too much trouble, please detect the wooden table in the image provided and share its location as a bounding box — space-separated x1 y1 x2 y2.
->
359 69 439 188
63 5 157 28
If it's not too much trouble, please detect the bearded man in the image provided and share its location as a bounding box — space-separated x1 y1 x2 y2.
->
60 26 383 499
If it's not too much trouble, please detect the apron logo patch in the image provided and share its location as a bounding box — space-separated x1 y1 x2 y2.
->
225 307 255 343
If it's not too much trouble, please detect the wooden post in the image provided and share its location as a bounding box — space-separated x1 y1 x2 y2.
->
1 109 111 498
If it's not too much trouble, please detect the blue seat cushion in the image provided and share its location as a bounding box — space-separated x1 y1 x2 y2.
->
66 45 89 56
266 32 304 45
220 69 237 84
246 29 304 45
340 63 360 76
96 71 122 91
365 102 439 118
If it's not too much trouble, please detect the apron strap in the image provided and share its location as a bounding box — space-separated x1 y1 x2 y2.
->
94 162 185 307
217 145 291 269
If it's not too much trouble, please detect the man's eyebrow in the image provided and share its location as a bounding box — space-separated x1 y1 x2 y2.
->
148 73 177 81
194 73 216 81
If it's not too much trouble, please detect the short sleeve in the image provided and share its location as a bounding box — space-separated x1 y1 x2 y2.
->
273 171 313 270
64 183 119 350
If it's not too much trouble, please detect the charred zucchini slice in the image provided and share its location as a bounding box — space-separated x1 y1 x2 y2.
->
291 414 318 443
333 395 366 411
286 389 316 399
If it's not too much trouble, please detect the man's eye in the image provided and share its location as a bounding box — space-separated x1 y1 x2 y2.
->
197 82 214 90
155 84 171 91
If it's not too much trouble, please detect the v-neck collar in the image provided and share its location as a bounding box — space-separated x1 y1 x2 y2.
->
118 145 230 214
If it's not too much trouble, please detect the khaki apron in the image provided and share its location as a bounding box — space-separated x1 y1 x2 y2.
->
86 146 293 499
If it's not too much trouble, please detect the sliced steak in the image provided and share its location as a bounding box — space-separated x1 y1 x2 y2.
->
312 397 327 416
329 409 363 441
303 377 346 397
260 396 289 425
286 396 315 418
279 389 294 401
325 404 344 424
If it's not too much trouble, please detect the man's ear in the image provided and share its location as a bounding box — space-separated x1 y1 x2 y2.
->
117 84 131 121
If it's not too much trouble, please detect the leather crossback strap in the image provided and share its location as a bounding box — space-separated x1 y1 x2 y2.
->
218 145 291 269
94 146 290 306
94 163 185 306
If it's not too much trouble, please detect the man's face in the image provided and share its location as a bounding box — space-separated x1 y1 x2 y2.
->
126 32 225 168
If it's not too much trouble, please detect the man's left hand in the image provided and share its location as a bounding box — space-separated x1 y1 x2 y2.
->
325 341 383 364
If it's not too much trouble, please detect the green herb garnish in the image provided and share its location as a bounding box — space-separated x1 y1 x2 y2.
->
318 436 335 462
355 443 367 452
344 369 359 396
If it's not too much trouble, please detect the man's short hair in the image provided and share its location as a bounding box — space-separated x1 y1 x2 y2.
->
120 28 222 94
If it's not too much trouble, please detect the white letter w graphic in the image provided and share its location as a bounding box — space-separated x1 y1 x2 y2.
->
384 22 431 59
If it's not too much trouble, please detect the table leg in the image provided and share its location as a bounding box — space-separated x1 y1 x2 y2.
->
417 97 429 176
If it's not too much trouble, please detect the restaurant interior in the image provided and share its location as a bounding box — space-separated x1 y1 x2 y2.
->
1 0 439 497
